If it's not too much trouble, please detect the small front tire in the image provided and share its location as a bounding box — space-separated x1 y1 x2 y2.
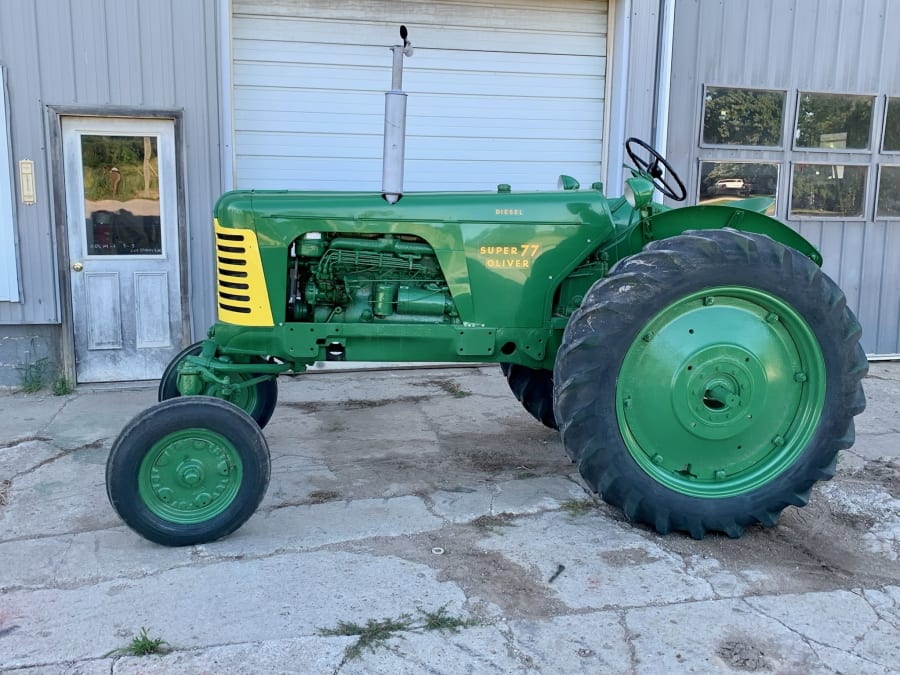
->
106 397 271 546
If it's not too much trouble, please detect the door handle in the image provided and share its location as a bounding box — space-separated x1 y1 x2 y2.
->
72 262 84 272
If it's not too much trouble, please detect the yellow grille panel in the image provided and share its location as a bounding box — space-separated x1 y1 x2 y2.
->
214 218 274 326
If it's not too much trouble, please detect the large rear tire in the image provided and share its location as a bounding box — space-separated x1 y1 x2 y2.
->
553 229 867 538
106 397 271 546
500 363 558 429
159 341 278 428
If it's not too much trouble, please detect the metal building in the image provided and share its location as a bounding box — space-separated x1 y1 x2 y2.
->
665 0 900 356
0 0 896 387
0 0 223 385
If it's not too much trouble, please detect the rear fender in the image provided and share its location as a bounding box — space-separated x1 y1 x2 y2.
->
644 204 822 266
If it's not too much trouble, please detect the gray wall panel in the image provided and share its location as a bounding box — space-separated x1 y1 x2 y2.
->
668 0 900 354
106 2 145 106
0 0 222 340
623 0 660 145
71 0 111 103
0 2 60 324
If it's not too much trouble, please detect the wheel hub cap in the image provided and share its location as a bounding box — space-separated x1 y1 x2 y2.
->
139 429 243 523
616 287 825 498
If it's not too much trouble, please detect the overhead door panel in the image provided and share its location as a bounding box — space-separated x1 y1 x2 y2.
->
232 0 607 192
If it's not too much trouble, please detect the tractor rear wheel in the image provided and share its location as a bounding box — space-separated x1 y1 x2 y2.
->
500 363 558 429
553 229 867 538
159 341 278 428
106 397 271 546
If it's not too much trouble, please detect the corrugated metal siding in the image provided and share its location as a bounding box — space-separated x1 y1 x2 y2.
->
0 0 223 334
232 0 607 192
667 0 900 355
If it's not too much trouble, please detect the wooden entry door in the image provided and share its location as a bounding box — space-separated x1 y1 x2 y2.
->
62 116 184 383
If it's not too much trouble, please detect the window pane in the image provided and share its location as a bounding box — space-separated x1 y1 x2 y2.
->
795 93 873 150
790 164 867 218
82 135 162 255
885 98 900 152
699 161 779 214
702 87 785 146
877 166 900 218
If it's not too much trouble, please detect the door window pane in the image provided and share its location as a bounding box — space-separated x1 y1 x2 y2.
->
795 93 873 150
884 98 900 152
699 161 779 214
790 164 867 218
877 166 900 218
82 135 162 255
702 87 785 146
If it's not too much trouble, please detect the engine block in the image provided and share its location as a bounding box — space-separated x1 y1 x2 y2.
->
288 233 458 324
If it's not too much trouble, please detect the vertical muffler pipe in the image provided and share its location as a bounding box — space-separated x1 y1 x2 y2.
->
382 26 413 204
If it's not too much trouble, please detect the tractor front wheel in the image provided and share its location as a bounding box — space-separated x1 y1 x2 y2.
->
106 397 271 546
159 341 278 428
553 229 867 538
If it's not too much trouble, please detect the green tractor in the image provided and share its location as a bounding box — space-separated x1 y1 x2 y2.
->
106 29 866 546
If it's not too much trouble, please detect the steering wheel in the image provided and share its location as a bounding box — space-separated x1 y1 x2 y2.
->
625 137 687 202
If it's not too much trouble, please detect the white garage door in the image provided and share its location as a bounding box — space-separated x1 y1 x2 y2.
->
231 0 607 192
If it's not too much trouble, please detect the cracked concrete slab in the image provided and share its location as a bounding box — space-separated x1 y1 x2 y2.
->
626 593 899 674
3 550 468 668
1 363 899 673
478 510 717 610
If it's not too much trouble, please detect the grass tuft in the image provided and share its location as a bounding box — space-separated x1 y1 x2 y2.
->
17 357 49 393
561 498 600 517
433 379 472 398
52 376 74 396
470 512 516 532
104 627 168 657
320 615 413 660
321 606 477 661
419 605 477 633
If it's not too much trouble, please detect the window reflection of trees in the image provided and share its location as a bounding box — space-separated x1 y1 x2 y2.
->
795 93 873 150
81 135 162 255
877 167 900 218
790 164 867 218
702 87 785 146
884 98 900 152
81 135 159 201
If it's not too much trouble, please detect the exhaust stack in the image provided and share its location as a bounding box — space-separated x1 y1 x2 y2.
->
382 25 413 204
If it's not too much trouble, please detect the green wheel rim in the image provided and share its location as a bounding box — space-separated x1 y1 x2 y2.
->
616 286 826 498
138 428 244 524
204 373 259 416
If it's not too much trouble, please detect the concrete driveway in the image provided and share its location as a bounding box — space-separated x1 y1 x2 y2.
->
1 363 898 673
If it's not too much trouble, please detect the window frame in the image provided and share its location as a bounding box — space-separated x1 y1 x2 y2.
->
78 131 167 260
881 96 900 155
875 164 900 221
699 84 789 150
792 90 877 153
697 159 781 213
788 161 870 221
0 66 21 302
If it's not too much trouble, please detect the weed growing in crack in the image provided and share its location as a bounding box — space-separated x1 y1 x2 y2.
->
470 512 517 532
104 627 168 657
0 479 11 506
416 378 472 398
561 498 600 517
303 489 341 505
320 615 413 660
51 376 73 396
17 357 49 393
419 605 478 633
321 606 478 661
